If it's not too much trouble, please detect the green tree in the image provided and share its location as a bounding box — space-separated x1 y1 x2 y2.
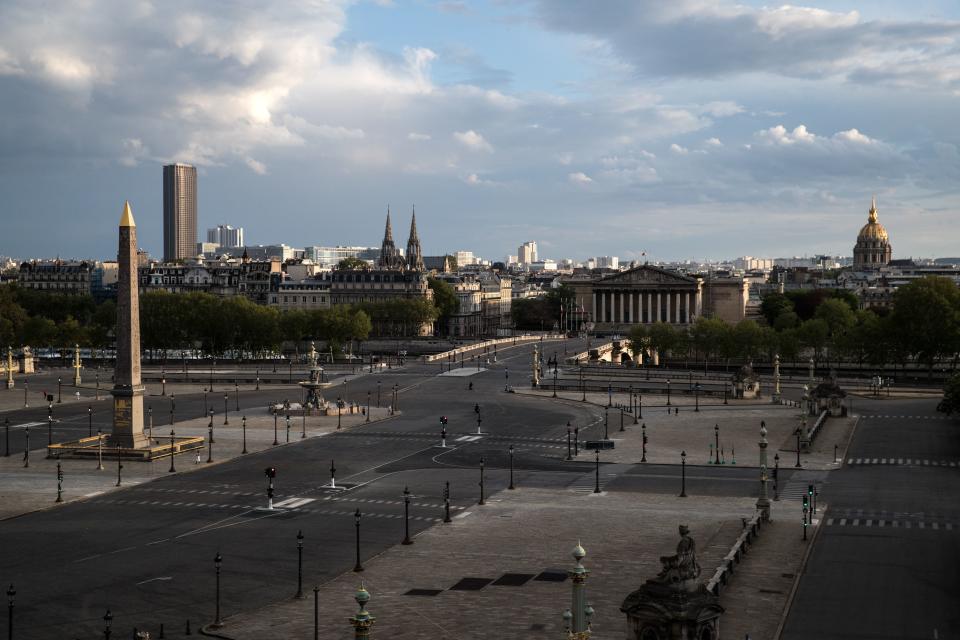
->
889 277 960 374
646 322 685 366
336 256 369 270
937 373 960 416
19 316 57 346
428 278 459 334
798 318 829 364
760 292 794 326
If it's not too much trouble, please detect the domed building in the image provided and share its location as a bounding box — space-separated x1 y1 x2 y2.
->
853 197 892 268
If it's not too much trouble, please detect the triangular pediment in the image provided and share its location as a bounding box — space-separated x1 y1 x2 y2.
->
597 265 697 285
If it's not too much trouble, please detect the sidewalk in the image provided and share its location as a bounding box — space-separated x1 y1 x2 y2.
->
214 489 780 639
0 407 396 521
516 389 855 470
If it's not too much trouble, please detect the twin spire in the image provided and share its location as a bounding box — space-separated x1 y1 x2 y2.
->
378 206 423 271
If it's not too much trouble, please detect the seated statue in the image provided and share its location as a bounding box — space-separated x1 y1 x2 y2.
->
657 525 701 583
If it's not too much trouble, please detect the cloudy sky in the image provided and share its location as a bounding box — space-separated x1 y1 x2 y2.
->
1 0 959 263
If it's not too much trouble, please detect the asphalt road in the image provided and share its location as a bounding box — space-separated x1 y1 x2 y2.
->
0 339 612 638
782 397 960 639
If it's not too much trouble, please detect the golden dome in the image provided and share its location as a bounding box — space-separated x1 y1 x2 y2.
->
857 197 888 243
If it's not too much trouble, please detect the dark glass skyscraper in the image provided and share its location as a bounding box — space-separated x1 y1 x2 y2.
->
162 163 197 261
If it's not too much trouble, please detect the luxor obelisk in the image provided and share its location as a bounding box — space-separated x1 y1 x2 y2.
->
111 201 149 449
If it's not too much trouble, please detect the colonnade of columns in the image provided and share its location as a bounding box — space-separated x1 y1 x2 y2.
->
590 288 701 325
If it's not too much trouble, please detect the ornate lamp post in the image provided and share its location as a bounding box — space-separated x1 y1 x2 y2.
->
295 531 305 599
773 453 780 500
478 457 486 505
212 552 223 628
402 487 413 545
57 376 62 404
795 427 802 468
563 542 593 639
353 509 364 572
102 610 112 640
443 481 452 523
22 426 29 468
641 423 647 463
666 379 671 406
208 408 215 443
55 458 63 503
508 445 515 490
235 380 240 411
337 398 343 430
694 383 700 412
88 405 93 438
593 449 601 494
714 424 721 465
7 584 14 640
366 391 370 423
286 414 291 442
566 424 572 461
348 583 375 639
223 393 229 426
169 429 176 473
241 416 247 455
680 450 687 497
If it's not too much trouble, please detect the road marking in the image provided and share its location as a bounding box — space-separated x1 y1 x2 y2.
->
826 518 834 525
932 522 939 530
865 520 872 527
454 511 472 519
905 521 911 529
135 576 172 586
84 491 104 498
852 519 859 526
919 522 925 529
273 497 316 509
9 421 44 431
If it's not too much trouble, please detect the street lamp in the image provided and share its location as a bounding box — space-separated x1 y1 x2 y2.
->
169 394 175 425
273 412 279 446
212 552 223 628
241 416 248 455
366 391 371 423
680 450 687 497
57 377 62 403
508 445 515 490
641 423 647 463
22 426 29 468
235 380 240 411
353 509 364 572
666 379 671 406
296 531 305 598
337 397 343 430
169 429 176 472
603 407 609 439
773 453 780 500
593 449 601 493
479 457 485 505
566 425 572 461
147 406 153 441
208 409 215 443
474 403 481 435
402 487 413 545
102 609 112 640
377 380 381 408
638 393 643 419
694 383 700 412
7 584 14 640
553 367 558 398
795 427 802 468
56 458 63 503
223 393 229 425
714 424 721 465
443 481 452 523
207 411 214 463
88 405 93 438
286 414 291 442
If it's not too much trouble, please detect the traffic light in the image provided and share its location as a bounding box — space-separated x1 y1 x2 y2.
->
807 484 814 499
264 467 276 479
440 416 448 425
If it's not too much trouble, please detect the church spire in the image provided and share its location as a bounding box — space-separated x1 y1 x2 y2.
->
406 205 424 271
384 206 394 242
868 195 878 223
378 206 403 269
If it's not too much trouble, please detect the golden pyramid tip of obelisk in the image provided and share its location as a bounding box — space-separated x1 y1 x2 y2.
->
119 200 136 227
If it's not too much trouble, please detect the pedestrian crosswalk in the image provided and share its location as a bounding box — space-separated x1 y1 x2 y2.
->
570 473 619 494
846 458 958 467
825 508 956 533
864 415 951 420
95 497 448 522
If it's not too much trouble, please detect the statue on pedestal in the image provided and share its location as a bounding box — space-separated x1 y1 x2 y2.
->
656 525 701 585
621 525 722 640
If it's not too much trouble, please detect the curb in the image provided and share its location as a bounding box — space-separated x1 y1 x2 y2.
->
773 504 828 639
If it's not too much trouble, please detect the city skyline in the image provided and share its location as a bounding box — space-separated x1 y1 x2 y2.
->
1 1 959 261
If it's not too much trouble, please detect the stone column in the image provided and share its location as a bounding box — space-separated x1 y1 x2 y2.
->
591 291 597 323
5 347 13 389
73 344 82 386
628 291 634 323
620 291 626 324
565 542 593 637
772 354 781 403
685 292 691 324
757 423 771 521
638 291 644 323
600 293 606 324
656 292 661 322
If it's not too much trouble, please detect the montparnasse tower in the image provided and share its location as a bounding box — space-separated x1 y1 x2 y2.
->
853 197 892 269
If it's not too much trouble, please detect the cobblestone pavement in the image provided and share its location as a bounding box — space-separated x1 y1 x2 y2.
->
215 488 809 640
0 407 395 520
516 389 855 471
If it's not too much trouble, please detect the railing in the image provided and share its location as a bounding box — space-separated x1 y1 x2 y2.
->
423 334 563 362
705 511 764 596
804 410 829 448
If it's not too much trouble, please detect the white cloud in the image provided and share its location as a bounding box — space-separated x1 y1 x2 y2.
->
244 157 268 175
408 132 432 141
755 124 883 148
700 101 744 118
704 137 723 147
568 171 593 185
453 129 494 153
670 143 688 154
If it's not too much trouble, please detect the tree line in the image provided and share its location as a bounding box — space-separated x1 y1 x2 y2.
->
628 276 960 374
